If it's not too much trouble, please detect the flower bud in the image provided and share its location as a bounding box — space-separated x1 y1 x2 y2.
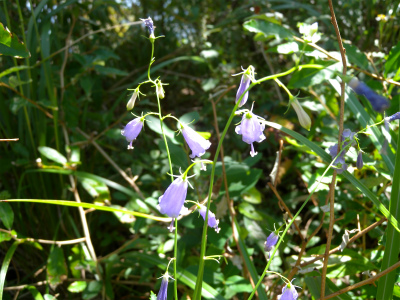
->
348 78 390 112
356 151 363 170
156 82 165 99
126 91 138 111
291 99 311 131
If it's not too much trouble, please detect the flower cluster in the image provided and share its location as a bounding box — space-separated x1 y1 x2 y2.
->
327 129 359 173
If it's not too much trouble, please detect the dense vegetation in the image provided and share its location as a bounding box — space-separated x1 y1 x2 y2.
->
1 1 400 299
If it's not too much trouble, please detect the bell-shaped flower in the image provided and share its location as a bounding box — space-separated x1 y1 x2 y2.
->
279 280 299 300
235 66 255 107
181 124 211 159
291 98 311 131
140 17 155 38
386 112 400 123
121 117 144 149
348 78 390 112
158 175 188 219
264 232 279 252
157 273 170 300
199 205 220 233
235 109 265 157
356 151 363 170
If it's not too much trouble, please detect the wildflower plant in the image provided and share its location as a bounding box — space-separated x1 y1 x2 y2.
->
2 3 400 300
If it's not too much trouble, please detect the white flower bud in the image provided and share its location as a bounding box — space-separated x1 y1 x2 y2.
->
126 91 138 111
156 82 165 99
291 99 311 131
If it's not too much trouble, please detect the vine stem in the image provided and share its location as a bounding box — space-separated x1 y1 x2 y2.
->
321 1 347 298
192 64 323 299
148 39 177 300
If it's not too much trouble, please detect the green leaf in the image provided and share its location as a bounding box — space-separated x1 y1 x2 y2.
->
288 61 338 88
242 186 262 204
267 41 299 54
82 281 102 300
0 241 21 299
385 41 400 76
0 22 30 58
238 202 263 220
25 286 44 300
344 43 369 69
0 202 14 229
0 231 12 243
94 65 128 76
68 281 88 293
243 19 294 40
376 114 400 299
146 115 179 145
305 276 352 300
80 177 110 203
0 65 31 79
262 120 400 233
47 247 68 285
38 146 67 165
43 295 57 300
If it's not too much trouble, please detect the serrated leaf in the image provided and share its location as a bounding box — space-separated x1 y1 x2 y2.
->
68 281 87 293
38 146 67 165
0 22 30 58
0 202 14 229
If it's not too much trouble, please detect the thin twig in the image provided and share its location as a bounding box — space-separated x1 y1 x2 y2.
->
0 138 19 141
300 218 386 268
210 88 258 292
268 182 304 241
0 229 86 245
292 36 400 87
0 83 54 119
322 260 400 300
274 140 284 187
75 128 144 199
321 2 348 298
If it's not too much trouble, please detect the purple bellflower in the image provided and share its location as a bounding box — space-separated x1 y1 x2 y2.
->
199 205 220 233
264 232 279 252
158 175 188 219
235 109 266 157
279 281 299 300
356 151 363 170
386 112 400 123
235 66 255 107
349 78 390 112
327 129 357 174
157 273 170 300
181 124 211 159
140 17 155 38
121 117 144 149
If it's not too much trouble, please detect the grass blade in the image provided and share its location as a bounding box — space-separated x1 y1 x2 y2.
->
0 241 21 299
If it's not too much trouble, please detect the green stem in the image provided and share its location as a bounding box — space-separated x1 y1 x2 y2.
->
193 63 337 299
247 142 352 300
148 38 177 300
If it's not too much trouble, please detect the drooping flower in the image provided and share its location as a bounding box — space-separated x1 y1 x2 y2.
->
140 17 155 38
348 78 390 112
199 205 220 233
181 124 211 159
157 273 170 300
386 112 400 123
158 175 188 219
327 129 357 174
264 232 279 252
126 91 138 111
235 66 255 107
356 151 363 170
279 281 299 300
121 117 144 149
291 98 311 131
235 109 266 157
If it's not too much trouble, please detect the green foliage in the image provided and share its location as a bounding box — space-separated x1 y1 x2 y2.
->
1 0 400 299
